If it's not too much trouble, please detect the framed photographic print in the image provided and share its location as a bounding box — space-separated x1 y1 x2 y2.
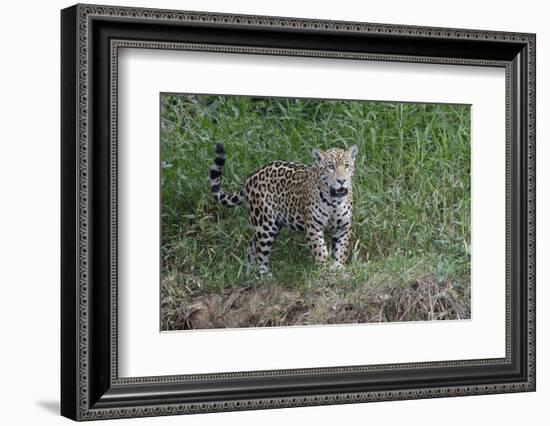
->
61 3 536 421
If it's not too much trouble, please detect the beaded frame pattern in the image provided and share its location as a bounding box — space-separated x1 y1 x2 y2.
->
74 4 535 420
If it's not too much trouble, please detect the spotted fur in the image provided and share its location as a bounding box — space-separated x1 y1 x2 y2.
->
210 143 358 274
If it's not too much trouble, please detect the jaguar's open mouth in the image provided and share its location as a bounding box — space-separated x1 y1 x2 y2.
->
330 187 349 198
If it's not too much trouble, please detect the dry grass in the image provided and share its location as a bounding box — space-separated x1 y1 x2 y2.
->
161 273 470 330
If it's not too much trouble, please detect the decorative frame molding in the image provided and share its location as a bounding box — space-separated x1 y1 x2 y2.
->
61 3 535 421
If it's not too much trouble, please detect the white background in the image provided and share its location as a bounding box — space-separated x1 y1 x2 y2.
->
0 0 547 425
119 50 506 376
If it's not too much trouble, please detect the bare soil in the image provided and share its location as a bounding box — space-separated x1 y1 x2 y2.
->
161 274 470 330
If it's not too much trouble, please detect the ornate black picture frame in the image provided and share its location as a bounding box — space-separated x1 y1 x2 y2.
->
61 4 536 421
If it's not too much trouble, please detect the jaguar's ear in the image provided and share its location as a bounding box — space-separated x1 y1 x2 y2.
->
348 145 358 161
312 148 324 163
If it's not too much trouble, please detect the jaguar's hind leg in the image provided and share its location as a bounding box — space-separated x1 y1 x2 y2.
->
252 218 279 275
245 237 257 275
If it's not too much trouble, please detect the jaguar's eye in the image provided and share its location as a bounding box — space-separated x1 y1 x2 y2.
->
328 164 335 171
344 163 351 169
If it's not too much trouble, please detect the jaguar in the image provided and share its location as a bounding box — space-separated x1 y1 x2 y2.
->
209 143 358 275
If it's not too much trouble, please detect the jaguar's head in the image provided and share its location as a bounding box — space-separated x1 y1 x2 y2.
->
313 145 358 198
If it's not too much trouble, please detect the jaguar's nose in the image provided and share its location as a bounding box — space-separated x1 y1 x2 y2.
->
337 178 346 185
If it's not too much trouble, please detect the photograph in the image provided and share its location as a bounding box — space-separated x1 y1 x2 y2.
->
160 94 472 330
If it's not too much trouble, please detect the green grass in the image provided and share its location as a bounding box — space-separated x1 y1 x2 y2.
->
160 94 471 319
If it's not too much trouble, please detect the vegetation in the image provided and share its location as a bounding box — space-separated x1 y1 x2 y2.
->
160 94 471 329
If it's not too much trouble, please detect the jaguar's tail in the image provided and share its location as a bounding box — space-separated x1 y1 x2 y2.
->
209 143 245 208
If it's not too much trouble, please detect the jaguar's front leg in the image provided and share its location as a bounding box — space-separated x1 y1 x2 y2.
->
332 222 352 268
306 225 328 264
